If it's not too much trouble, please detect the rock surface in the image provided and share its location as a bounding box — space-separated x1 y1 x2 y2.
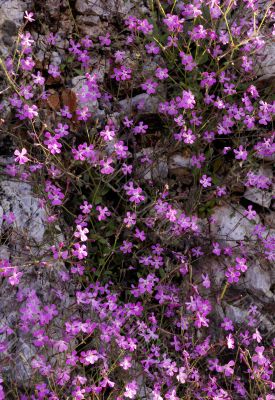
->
243 166 274 208
0 177 74 384
0 0 32 55
210 204 260 244
256 40 275 83
75 0 141 17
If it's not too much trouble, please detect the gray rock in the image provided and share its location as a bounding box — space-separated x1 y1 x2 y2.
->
244 167 274 208
244 187 273 208
0 205 3 231
43 0 62 19
210 204 260 244
0 176 75 384
75 0 136 17
119 94 160 115
0 179 46 243
76 14 102 38
225 304 248 323
244 260 274 300
168 154 191 170
0 0 30 55
72 75 99 112
136 148 168 181
256 40 275 83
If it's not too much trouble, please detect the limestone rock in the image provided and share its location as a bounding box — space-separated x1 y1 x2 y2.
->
0 0 31 55
243 166 274 208
244 260 274 300
75 0 136 18
0 177 75 384
256 40 275 83
0 179 46 244
136 148 168 181
210 204 260 244
119 94 160 115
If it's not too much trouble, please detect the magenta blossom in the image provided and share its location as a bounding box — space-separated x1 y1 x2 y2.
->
14 148 30 164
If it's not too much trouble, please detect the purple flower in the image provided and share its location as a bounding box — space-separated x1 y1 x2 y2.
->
200 175 212 188
72 243 88 260
76 107 91 121
141 79 158 95
244 205 257 220
96 206 111 221
221 318 234 332
20 57 35 71
176 90 196 109
48 64 61 78
100 158 114 175
124 381 138 399
252 346 267 366
155 67 168 80
24 10 35 22
120 240 133 254
234 145 248 161
14 148 29 164
225 267 240 283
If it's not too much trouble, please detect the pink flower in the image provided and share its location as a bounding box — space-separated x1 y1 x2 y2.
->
202 273 210 288
20 57 35 71
48 64 61 78
226 333 235 349
99 33 111 46
74 225 89 242
176 89 196 109
73 243 88 260
141 79 158 95
176 367 187 384
100 158 114 174
244 205 257 220
194 312 209 328
225 266 240 283
234 145 248 161
24 11 35 22
96 206 111 221
8 269 23 286
155 67 168 80
124 182 145 204
119 356 132 370
235 257 247 272
223 360 235 376
145 42 160 54
100 125 115 141
252 329 262 343
120 240 133 254
3 212 16 225
44 132 62 154
133 121 148 135
134 228 146 241
216 186 227 197
124 381 138 399
200 175 212 188
124 212 136 227
212 242 221 256
80 350 100 365
252 346 267 365
14 148 30 164
221 318 234 332
241 56 253 72
111 66 131 81
122 163 133 175
80 201 92 214
76 107 91 121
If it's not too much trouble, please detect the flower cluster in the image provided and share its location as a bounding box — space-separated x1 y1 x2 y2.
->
0 1 274 399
